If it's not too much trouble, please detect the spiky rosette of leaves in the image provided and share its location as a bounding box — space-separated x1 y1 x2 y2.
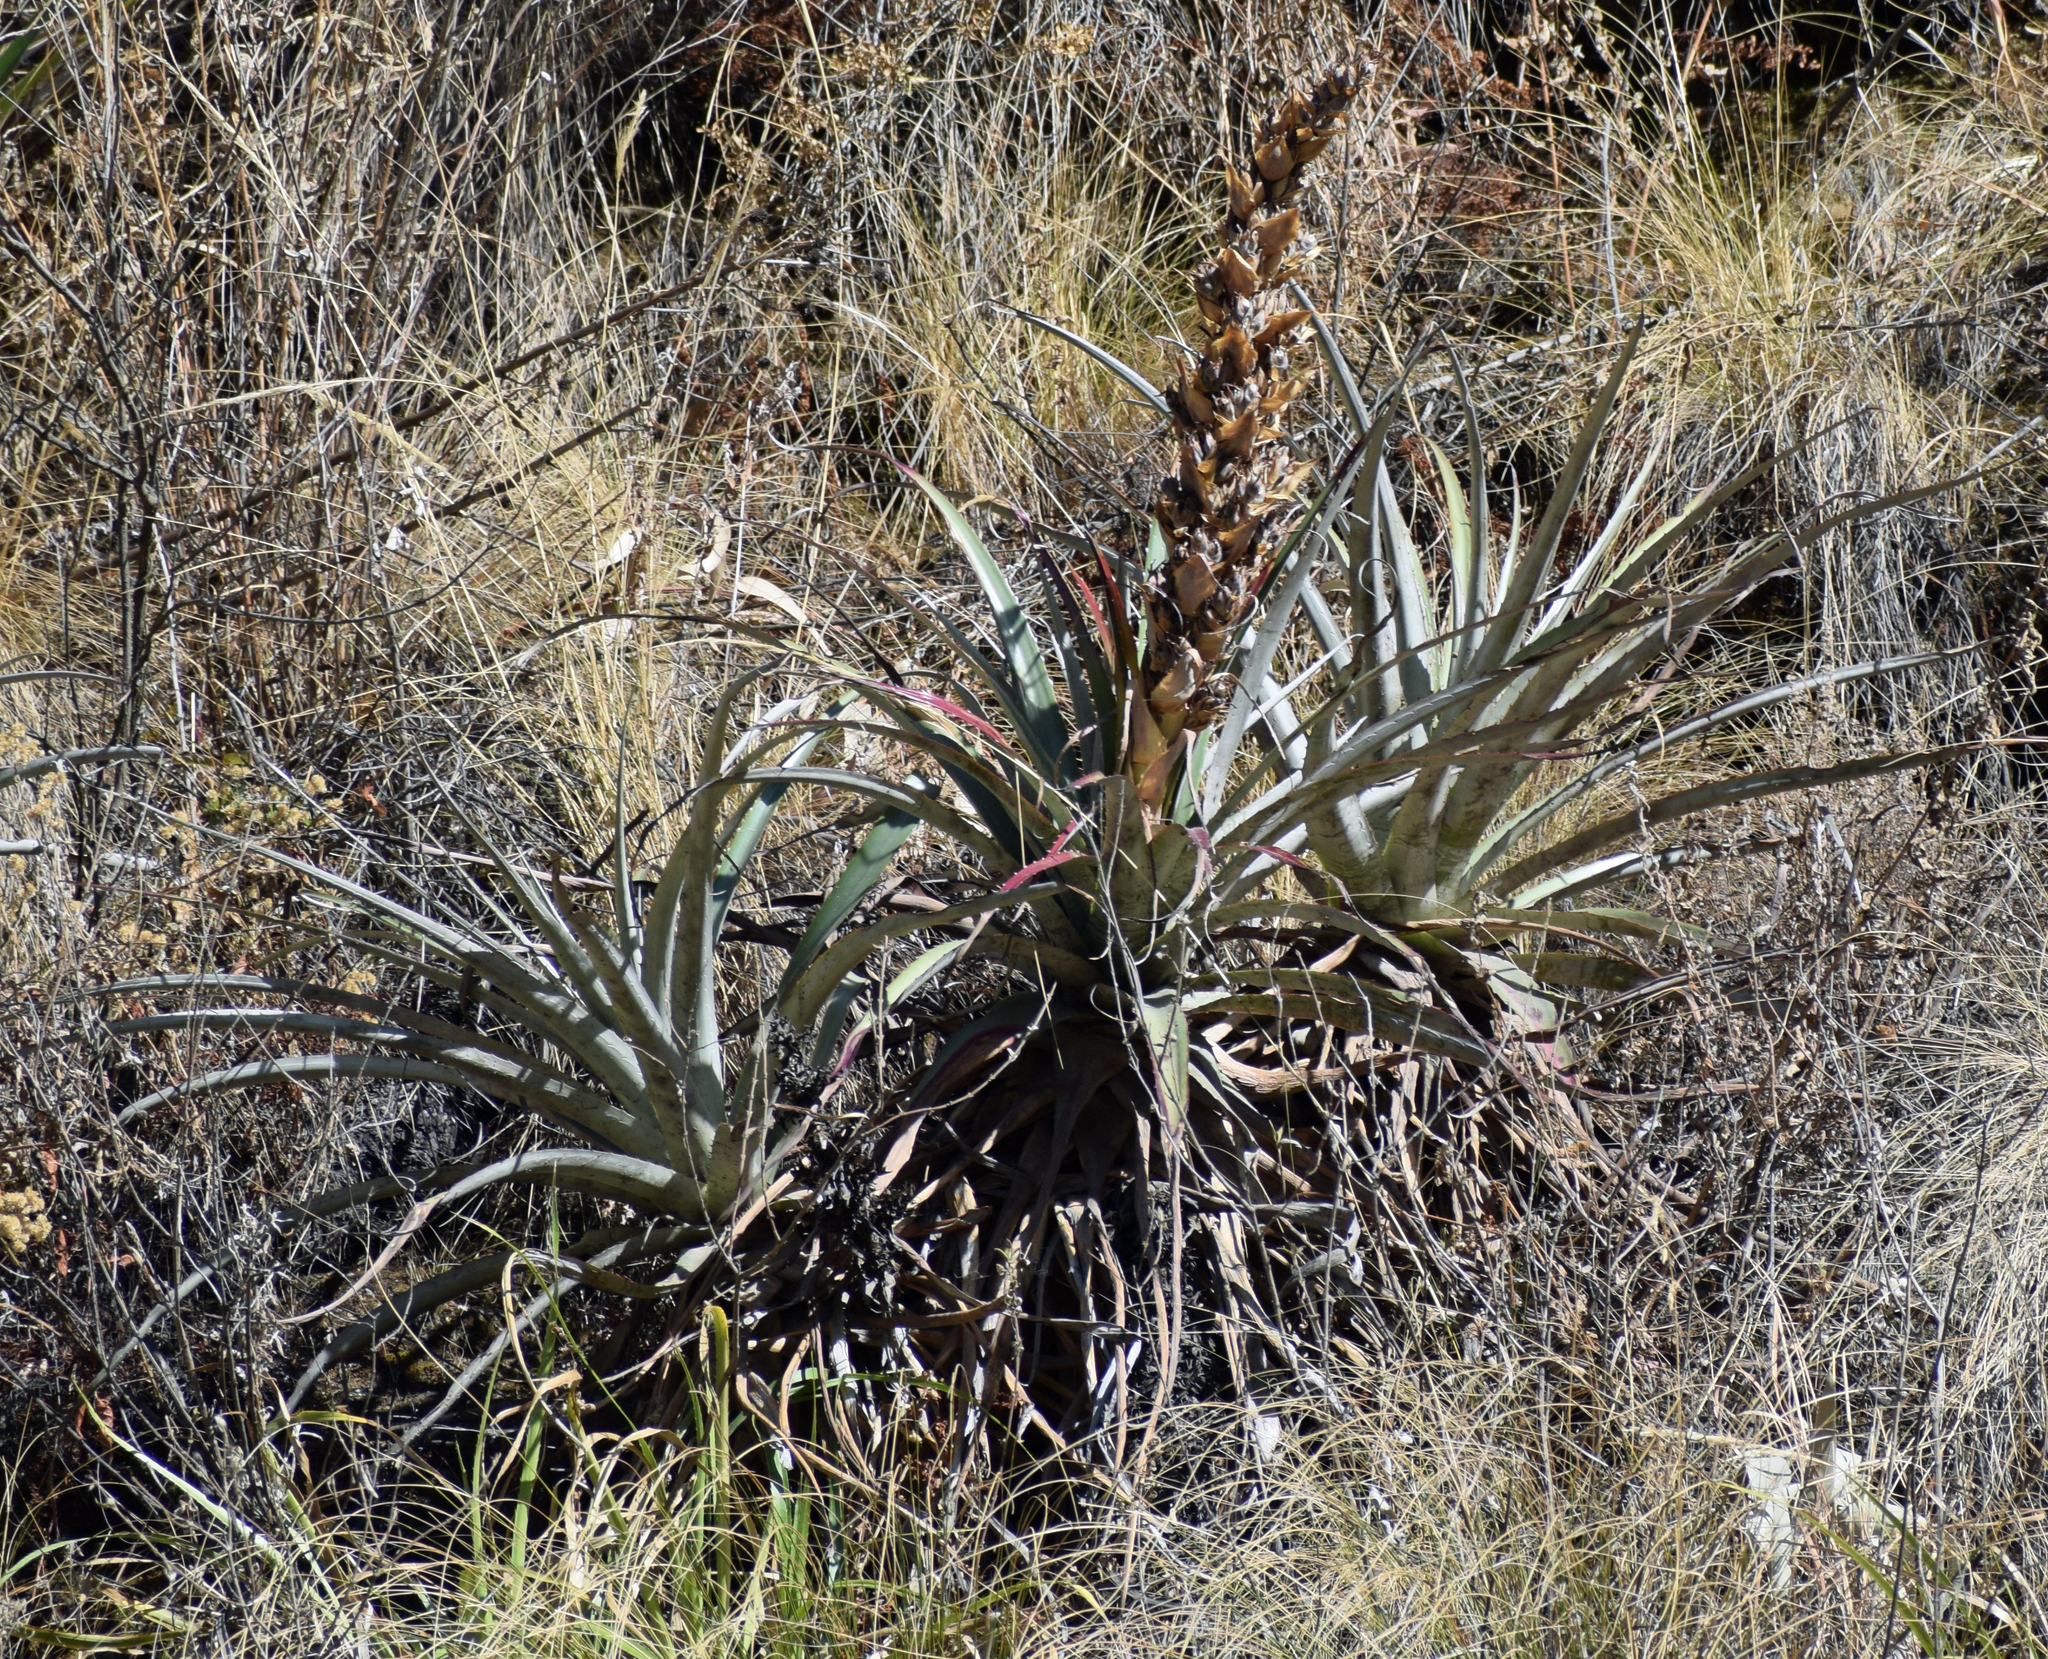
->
728 104 1979 1445
89 673 828 1429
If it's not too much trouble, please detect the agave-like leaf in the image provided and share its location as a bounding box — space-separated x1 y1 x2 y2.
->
778 884 1065 1030
1527 435 1665 644
1424 438 1479 682
1443 346 1490 682
108 1007 652 1155
638 684 832 1175
1202 415 1395 818
410 1146 705 1215
1041 551 1119 776
1293 283 1373 439
1183 968 1490 1066
1005 306 1173 420
1206 603 1517 830
554 900 701 1176
228 837 662 1115
640 678 796 1013
846 691 1068 842
101 674 827 1238
958 929 1103 988
1495 747 1966 904
1217 677 1577 869
1513 952 1654 993
898 467 1071 786
445 798 630 1031
745 764 1017 872
916 605 1065 769
117 1053 487 1124
1204 899 1424 967
0 25 61 130
1453 650 1953 894
1468 321 1644 681
1139 987 1190 1136
1507 846 1713 909
781 805 923 991
0 31 39 92
286 1219 701 1412
1447 906 1724 949
1376 458 1443 702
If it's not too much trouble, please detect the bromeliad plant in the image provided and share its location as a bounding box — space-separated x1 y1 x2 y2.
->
96 676 834 1425
699 70 1972 1416
789 77 1961 1058
101 65 1969 1464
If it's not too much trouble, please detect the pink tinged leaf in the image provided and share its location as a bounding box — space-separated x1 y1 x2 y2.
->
864 680 1010 748
912 1027 1027 1107
1524 1038 1581 1088
1070 565 1119 659
832 1025 872 1078
1000 817 1085 892
872 1109 934 1194
1092 546 1140 669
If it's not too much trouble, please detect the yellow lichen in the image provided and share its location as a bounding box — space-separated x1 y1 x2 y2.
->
0 1188 52 1258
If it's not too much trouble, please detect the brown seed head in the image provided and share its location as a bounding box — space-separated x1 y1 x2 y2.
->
1137 60 1367 778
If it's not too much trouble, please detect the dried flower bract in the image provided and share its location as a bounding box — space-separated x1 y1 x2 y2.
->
1134 63 1367 796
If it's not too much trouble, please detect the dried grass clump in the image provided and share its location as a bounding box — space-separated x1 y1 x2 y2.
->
1067 1356 2045 1657
0 0 862 864
13 1342 2041 1654
1609 59 2048 727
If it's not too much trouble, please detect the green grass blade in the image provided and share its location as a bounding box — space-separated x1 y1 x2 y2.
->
0 28 56 128
0 32 37 85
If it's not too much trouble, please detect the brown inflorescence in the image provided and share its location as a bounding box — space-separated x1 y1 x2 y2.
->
1134 65 1366 790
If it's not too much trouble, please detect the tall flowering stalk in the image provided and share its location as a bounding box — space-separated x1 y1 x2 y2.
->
1131 65 1366 798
